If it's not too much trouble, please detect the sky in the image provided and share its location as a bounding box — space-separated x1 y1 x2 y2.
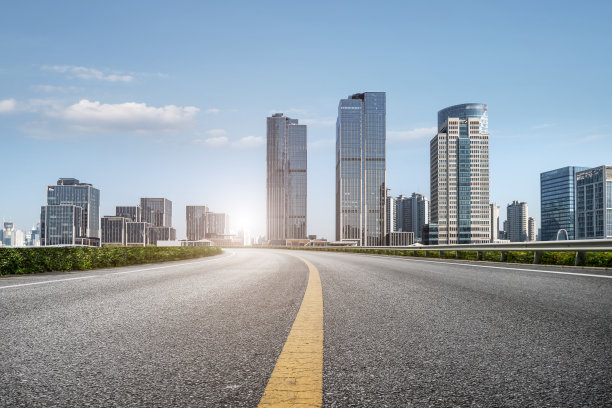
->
1 1 611 240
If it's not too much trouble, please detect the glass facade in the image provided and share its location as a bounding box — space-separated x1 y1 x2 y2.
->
206 212 230 238
46 178 100 239
336 92 386 246
540 166 588 241
126 222 147 246
40 205 82 246
140 198 172 227
266 113 307 241
576 166 612 239
116 206 141 222
147 226 176 245
186 205 208 241
101 216 127 245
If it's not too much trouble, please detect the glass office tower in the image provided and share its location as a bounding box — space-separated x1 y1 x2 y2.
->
266 113 307 241
186 205 209 241
41 178 100 246
540 166 588 241
140 198 172 227
431 104 490 244
576 165 612 239
336 92 386 246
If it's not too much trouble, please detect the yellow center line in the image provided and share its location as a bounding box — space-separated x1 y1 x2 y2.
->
259 256 323 407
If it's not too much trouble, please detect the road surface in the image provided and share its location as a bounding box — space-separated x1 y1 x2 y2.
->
1 249 611 406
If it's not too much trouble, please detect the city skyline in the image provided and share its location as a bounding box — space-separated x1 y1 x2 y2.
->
1 2 611 240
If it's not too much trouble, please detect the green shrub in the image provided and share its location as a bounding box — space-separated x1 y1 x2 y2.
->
506 251 534 264
426 250 440 258
584 252 612 268
414 250 426 257
440 251 456 259
540 251 575 266
459 251 478 261
481 251 501 262
0 246 222 275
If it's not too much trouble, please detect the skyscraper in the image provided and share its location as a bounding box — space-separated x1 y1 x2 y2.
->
101 216 128 246
116 205 141 222
528 217 536 241
206 212 230 238
41 178 100 246
336 92 386 246
395 193 430 241
430 104 490 244
507 201 529 242
266 113 307 242
576 165 612 239
186 205 208 241
540 166 588 241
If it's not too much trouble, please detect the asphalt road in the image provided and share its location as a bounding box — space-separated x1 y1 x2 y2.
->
1 249 611 407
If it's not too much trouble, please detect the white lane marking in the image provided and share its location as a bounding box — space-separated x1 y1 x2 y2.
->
360 254 612 279
0 275 99 289
109 251 235 276
0 251 236 290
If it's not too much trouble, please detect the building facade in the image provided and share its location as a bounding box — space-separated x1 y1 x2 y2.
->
430 104 490 244
101 216 128 246
41 178 100 246
507 201 529 242
266 113 307 241
140 198 172 227
528 217 536 241
490 204 500 242
186 205 209 241
396 193 429 241
116 206 141 222
206 212 230 238
385 190 397 233
336 92 386 246
540 166 588 241
576 165 612 239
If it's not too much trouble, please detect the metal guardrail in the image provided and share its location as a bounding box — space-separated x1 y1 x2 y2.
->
360 239 612 252
318 239 612 266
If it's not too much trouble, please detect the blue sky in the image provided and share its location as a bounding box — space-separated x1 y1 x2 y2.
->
1 1 611 240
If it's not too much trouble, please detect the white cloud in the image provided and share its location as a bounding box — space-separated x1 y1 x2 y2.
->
388 126 437 143
205 108 220 114
31 85 82 93
45 99 199 133
232 135 264 148
206 128 226 136
42 65 133 82
193 136 229 147
0 98 17 114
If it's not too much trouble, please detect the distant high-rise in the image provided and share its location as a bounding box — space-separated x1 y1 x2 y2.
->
336 92 386 246
576 165 612 239
186 205 209 241
430 104 490 244
540 166 588 241
41 178 100 246
266 113 307 241
116 206 141 222
101 216 128 246
206 212 230 238
385 190 397 233
507 201 529 242
140 198 172 227
396 193 429 241
528 217 536 241
490 204 500 242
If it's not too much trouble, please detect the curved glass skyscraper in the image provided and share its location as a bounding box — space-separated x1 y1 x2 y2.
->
431 103 490 244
